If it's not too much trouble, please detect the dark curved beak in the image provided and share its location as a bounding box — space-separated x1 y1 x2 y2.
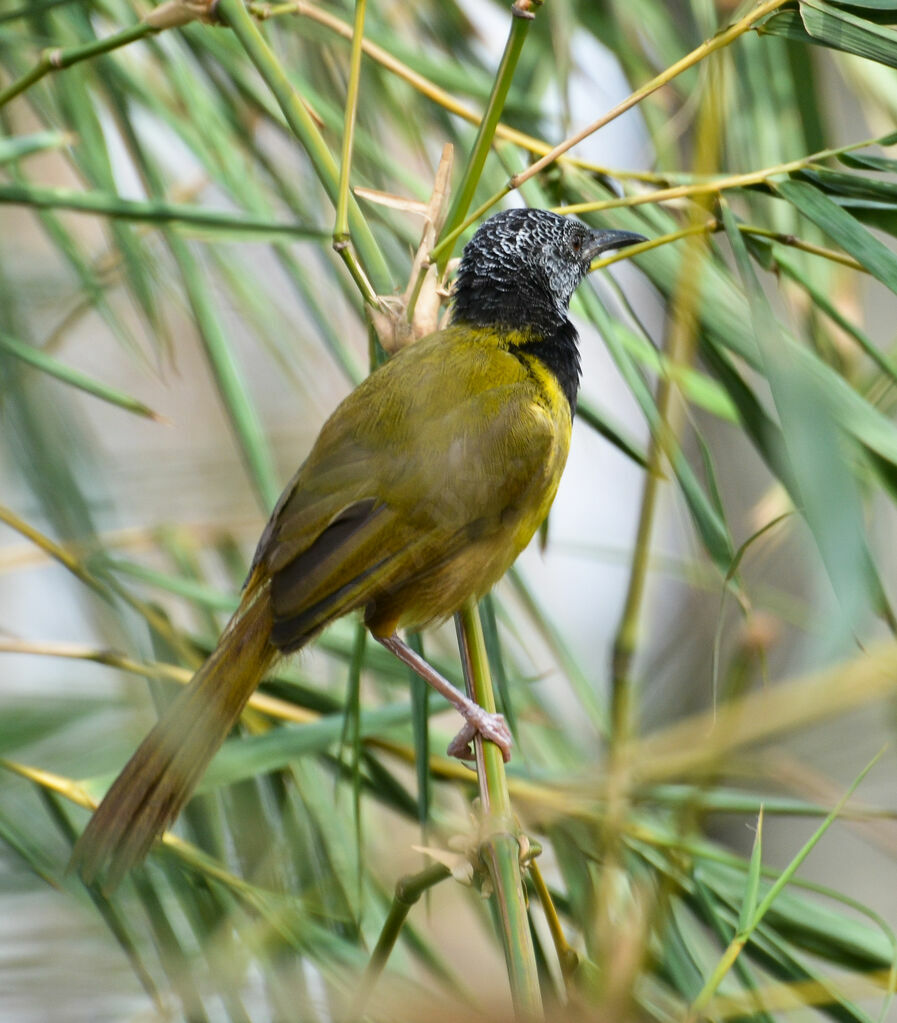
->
582 228 647 262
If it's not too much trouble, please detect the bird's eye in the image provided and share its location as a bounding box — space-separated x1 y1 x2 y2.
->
571 237 582 253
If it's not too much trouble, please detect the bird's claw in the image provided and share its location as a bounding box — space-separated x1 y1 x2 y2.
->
447 711 512 763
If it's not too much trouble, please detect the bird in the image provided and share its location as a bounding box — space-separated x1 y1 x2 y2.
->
70 207 645 886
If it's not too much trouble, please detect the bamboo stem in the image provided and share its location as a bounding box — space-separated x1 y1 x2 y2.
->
455 600 543 1021
529 859 578 980
0 182 327 237
609 60 725 750
332 0 367 257
0 22 152 108
347 862 452 1019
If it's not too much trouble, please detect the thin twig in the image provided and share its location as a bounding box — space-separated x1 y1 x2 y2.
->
510 0 789 191
556 134 897 216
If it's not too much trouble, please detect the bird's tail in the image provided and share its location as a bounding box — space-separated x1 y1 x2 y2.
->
70 586 276 887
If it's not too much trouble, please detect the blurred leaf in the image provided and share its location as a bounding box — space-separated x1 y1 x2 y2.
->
0 329 161 418
739 808 764 933
723 200 879 638
0 129 70 164
576 395 649 468
196 704 415 792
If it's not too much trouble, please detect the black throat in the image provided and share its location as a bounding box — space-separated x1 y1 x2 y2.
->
451 275 582 412
507 321 581 413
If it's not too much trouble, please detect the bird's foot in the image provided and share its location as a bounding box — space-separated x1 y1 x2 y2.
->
447 710 512 763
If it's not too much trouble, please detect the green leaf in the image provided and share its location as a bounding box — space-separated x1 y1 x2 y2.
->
720 201 877 638
801 0 897 68
197 704 415 791
739 808 764 933
772 245 897 383
576 395 649 468
748 750 885 934
797 165 897 201
839 151 897 172
0 129 70 164
822 0 897 9
0 330 161 419
777 178 897 295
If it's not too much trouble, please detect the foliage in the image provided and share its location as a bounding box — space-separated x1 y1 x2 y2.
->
2 0 897 1019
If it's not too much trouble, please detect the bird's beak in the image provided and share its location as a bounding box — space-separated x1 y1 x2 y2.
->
582 228 647 263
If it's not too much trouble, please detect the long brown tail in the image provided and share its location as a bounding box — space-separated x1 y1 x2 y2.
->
70 586 276 887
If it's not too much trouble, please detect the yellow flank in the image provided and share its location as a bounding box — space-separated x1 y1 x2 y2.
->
254 323 572 645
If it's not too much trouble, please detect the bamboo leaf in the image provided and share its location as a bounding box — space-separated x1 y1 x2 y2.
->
0 183 329 239
801 0 897 68
738 809 764 933
0 330 161 419
721 200 877 638
759 4 897 69
776 178 897 295
0 129 70 164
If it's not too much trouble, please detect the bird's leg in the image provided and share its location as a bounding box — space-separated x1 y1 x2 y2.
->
377 633 512 763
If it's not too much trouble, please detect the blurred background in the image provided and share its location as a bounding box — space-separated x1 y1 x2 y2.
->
3 0 897 1019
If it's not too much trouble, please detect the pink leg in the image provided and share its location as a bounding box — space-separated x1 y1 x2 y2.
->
378 634 512 762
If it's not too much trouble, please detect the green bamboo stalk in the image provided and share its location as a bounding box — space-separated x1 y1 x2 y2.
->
529 859 578 980
331 0 375 303
215 0 392 299
455 600 543 1021
347 862 452 1019
434 1 540 272
0 21 152 109
333 0 367 246
609 430 664 748
0 182 328 238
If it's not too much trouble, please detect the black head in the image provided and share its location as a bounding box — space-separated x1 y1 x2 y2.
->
451 208 644 334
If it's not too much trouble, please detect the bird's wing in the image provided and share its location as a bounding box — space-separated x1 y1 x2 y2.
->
252 332 566 648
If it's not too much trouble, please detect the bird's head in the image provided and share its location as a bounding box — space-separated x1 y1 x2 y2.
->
451 208 644 333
